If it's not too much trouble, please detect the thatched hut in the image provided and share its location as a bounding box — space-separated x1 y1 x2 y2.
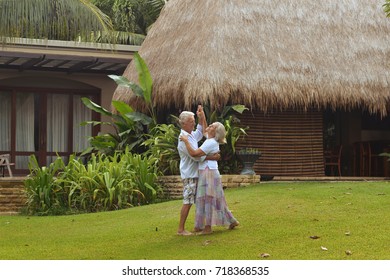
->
113 0 390 177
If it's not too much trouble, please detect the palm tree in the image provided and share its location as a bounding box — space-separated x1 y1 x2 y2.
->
93 0 167 34
91 0 168 44
0 0 114 43
148 0 168 21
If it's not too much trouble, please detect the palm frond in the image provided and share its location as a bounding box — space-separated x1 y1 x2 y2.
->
0 0 114 43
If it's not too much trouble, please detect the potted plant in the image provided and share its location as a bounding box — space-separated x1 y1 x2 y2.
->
237 147 261 175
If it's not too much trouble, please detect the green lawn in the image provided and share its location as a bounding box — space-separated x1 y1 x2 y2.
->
1 181 390 260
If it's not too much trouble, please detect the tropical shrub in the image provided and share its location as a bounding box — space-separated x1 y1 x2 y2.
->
24 155 67 215
58 153 136 212
24 151 162 215
81 52 155 157
120 152 163 204
143 123 181 175
81 98 152 156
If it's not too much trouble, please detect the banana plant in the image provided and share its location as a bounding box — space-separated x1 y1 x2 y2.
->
109 52 157 126
81 53 156 156
81 96 152 155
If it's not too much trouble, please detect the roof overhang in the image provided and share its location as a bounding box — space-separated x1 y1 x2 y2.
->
0 38 139 75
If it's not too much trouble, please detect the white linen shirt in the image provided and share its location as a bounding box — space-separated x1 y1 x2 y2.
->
177 124 204 179
198 138 219 170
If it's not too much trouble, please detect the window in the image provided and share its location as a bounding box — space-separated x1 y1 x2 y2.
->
0 84 99 175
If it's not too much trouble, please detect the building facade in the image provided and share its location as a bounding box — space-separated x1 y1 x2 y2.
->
0 39 138 175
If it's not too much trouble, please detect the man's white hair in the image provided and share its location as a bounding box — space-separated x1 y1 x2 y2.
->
179 111 195 126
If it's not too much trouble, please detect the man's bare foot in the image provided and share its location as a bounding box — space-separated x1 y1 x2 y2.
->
192 228 202 233
229 221 240 230
177 230 193 236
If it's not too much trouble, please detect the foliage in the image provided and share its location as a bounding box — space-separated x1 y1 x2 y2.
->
109 52 156 125
91 0 168 44
24 155 67 215
384 1 390 17
81 97 151 156
59 153 135 212
0 0 168 45
24 151 162 215
91 0 116 19
0 0 113 43
81 53 155 156
143 123 181 175
120 152 162 204
113 0 146 35
204 104 249 174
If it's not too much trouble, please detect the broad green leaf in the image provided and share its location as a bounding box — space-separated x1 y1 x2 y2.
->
112 101 135 124
128 82 145 98
134 52 153 104
108 74 145 98
231 105 248 114
210 111 218 123
112 101 134 115
108 75 132 88
124 112 152 125
80 147 94 156
81 97 112 117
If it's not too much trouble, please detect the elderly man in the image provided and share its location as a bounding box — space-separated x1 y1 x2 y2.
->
177 105 218 236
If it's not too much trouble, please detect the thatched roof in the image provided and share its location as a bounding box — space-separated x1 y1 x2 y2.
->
113 0 390 116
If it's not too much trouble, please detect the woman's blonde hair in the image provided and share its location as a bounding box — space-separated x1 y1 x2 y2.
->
213 122 227 144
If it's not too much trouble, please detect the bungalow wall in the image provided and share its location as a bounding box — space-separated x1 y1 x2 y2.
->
236 108 390 178
236 109 325 177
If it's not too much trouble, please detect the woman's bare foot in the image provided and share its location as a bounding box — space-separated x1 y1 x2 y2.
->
229 221 240 230
192 227 202 233
200 225 212 235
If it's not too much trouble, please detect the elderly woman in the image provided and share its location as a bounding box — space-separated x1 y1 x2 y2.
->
180 122 239 235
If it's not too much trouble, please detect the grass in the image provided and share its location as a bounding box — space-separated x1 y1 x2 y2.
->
1 181 390 260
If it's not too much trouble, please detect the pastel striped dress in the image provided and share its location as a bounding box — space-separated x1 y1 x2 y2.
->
195 138 238 229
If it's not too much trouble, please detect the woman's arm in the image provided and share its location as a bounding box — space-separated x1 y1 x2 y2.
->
180 135 206 157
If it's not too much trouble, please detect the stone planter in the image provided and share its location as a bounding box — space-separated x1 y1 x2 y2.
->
237 149 261 175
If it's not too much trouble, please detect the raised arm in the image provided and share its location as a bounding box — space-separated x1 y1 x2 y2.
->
196 105 208 136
